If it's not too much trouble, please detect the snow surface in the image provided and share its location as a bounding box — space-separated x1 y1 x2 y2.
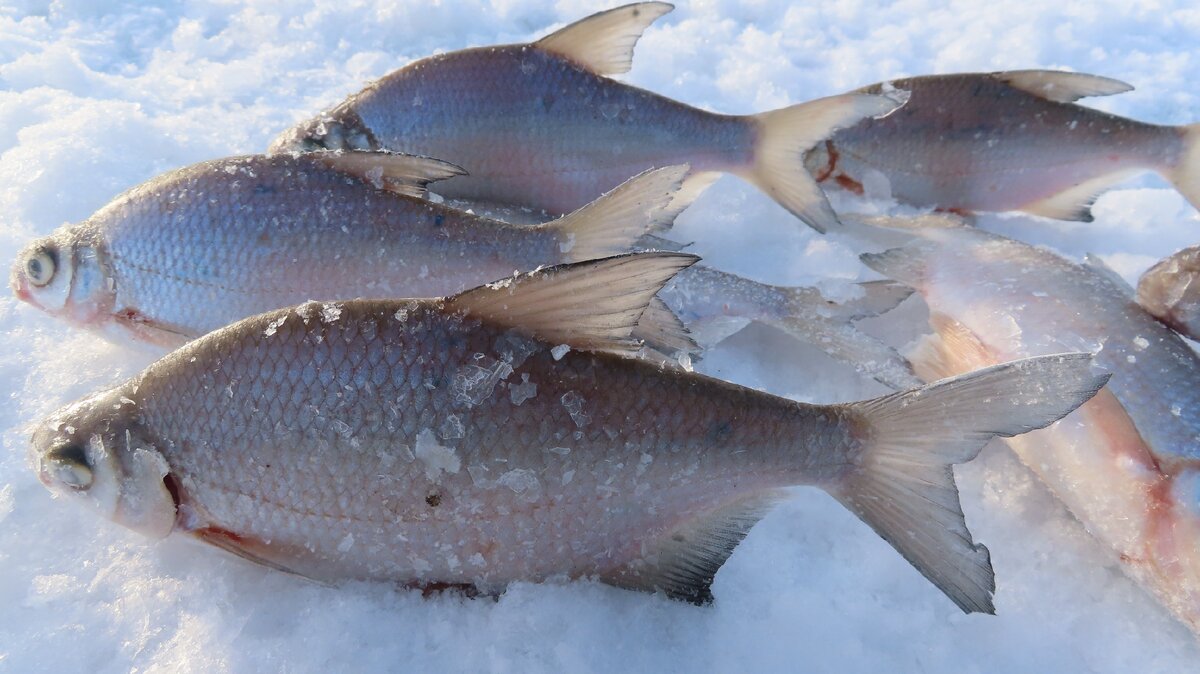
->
2 1 1199 671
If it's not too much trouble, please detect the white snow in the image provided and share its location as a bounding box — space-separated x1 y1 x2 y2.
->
1 1 1199 671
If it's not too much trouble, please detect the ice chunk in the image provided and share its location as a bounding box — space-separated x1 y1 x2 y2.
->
509 373 537 405
551 344 570 360
414 429 460 481
497 469 542 503
560 391 590 428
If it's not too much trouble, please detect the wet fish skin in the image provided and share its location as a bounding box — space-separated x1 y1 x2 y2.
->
267 2 904 231
29 254 1107 611
9 153 681 345
1138 244 1200 338
861 223 1200 632
808 71 1200 220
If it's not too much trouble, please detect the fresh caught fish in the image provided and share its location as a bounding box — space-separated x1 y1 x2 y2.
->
29 252 1106 612
1138 244 1200 338
806 71 1200 220
860 222 1200 632
8 152 686 346
267 2 905 232
9 153 913 387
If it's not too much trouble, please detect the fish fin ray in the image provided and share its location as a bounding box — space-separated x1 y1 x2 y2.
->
546 165 690 263
317 151 467 198
995 70 1134 103
748 92 907 232
1020 170 1140 221
839 353 1110 613
631 296 700 357
1168 122 1200 212
446 252 698 354
534 2 673 76
603 492 784 603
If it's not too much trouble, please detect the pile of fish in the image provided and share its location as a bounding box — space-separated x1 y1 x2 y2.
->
11 1 1200 636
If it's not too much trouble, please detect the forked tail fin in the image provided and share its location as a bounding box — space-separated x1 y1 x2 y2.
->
747 92 906 232
834 353 1109 613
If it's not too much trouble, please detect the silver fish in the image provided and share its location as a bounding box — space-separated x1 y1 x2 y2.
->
1138 244 1200 338
29 252 1105 612
860 222 1200 632
806 71 1200 221
9 153 913 387
267 2 905 232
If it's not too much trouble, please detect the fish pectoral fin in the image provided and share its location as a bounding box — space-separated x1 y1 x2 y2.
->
317 151 467 199
193 526 321 582
446 251 697 355
995 70 1134 103
1020 170 1141 222
1082 253 1136 297
631 296 700 358
534 2 673 76
546 165 691 263
603 492 783 604
113 308 193 347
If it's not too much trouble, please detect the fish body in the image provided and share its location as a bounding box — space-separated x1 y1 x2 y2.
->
1138 244 1200 338
808 71 1200 220
9 153 681 345
29 253 1106 611
267 2 904 231
862 224 1200 631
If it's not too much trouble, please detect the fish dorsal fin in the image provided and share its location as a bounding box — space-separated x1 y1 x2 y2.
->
1082 253 1135 297
534 2 673 76
546 164 692 264
995 70 1134 103
446 252 699 354
317 151 467 198
602 492 784 603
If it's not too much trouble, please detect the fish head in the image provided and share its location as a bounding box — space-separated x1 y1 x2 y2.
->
30 388 177 539
268 107 379 154
12 229 116 326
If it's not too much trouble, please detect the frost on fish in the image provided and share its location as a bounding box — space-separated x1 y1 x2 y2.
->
860 221 1200 634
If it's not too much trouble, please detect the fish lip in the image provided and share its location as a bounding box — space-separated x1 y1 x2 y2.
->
10 272 33 304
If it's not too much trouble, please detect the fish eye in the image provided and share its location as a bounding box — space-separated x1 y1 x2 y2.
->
25 248 57 287
45 443 92 490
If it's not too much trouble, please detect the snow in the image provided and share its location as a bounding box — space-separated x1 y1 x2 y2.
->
1 1 1199 671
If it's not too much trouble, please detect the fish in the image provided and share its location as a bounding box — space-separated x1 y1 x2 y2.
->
805 71 1200 221
266 2 906 232
657 265 922 389
859 221 1200 632
1137 244 1200 338
28 252 1107 612
9 152 913 387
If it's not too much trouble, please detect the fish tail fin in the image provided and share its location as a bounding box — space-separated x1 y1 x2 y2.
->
547 164 695 263
1169 122 1200 212
772 280 922 389
747 92 907 232
833 353 1109 613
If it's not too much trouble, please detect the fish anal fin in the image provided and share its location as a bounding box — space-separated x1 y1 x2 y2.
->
1020 170 1140 222
534 2 673 76
317 151 467 198
996 70 1134 103
859 243 937 289
446 252 698 355
604 492 783 604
